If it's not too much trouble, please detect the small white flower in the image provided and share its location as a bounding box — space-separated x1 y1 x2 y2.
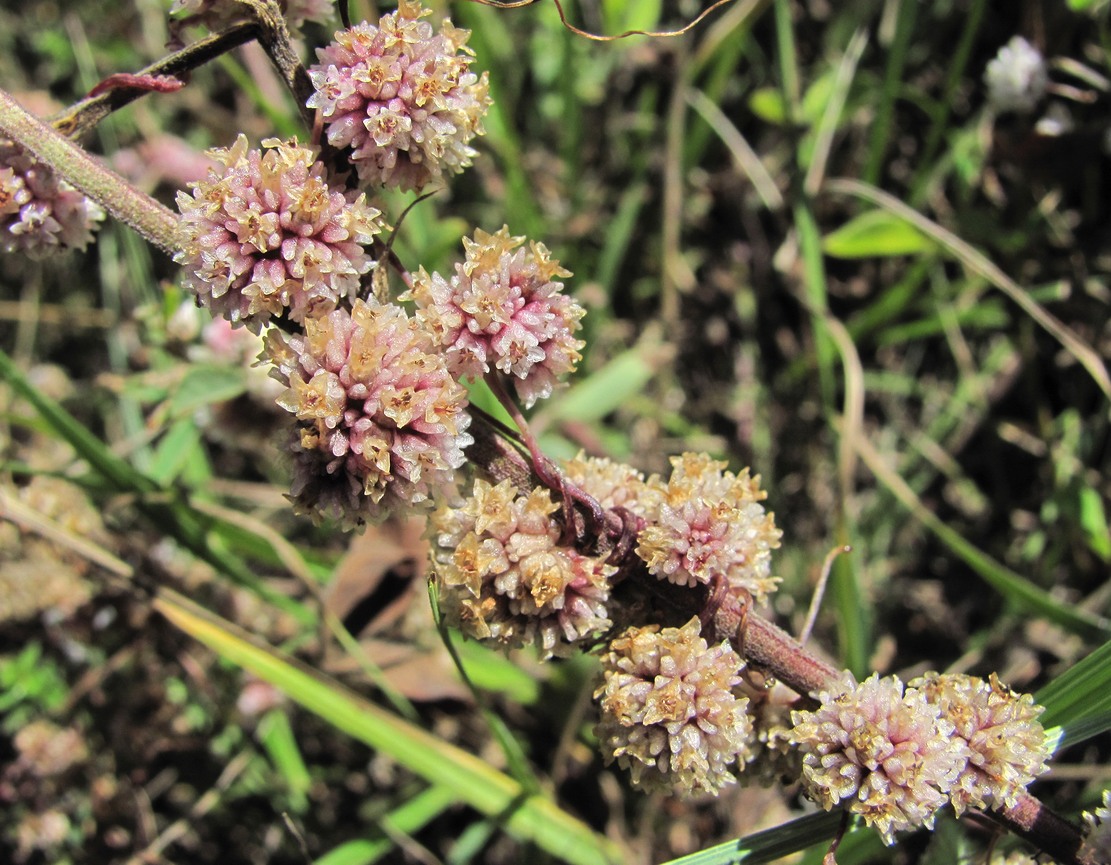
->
985 36 1048 114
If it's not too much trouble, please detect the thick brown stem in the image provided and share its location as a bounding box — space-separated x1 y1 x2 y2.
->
985 791 1096 865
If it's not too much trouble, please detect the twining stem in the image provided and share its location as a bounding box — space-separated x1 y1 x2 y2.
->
51 22 262 141
0 87 180 254
234 0 316 130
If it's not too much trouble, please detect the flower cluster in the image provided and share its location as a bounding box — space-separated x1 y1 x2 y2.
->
594 617 753 796
985 36 1048 114
635 452 781 603
791 670 1052 845
175 135 383 331
263 298 471 527
562 451 663 520
1082 789 1111 864
790 672 965 844
429 477 614 658
1 139 104 256
307 0 491 190
909 671 1049 814
405 226 585 408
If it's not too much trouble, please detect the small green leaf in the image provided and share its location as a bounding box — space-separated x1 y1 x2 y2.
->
1078 486 1111 561
149 419 204 486
168 364 248 418
258 708 312 813
748 87 788 125
823 210 933 259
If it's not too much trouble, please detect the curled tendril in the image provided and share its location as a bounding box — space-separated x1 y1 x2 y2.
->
466 0 736 42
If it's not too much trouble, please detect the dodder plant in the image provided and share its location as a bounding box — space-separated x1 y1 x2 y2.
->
1 2 1108 863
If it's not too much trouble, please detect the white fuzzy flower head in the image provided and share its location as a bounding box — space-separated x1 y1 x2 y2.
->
594 617 753 796
635 452 781 602
910 671 1050 815
790 672 967 845
1081 789 1111 865
985 36 1048 114
307 1 491 190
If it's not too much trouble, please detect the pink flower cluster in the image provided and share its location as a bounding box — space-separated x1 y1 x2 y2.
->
175 135 382 331
790 672 965 844
429 477 614 658
910 671 1049 814
1 140 104 256
595 617 753 796
635 452 782 603
791 670 1052 845
262 298 471 527
405 226 586 407
307 0 491 190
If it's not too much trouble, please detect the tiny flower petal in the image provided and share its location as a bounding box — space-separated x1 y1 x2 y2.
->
1080 789 1111 864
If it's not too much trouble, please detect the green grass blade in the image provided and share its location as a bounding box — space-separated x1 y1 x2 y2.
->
0 347 158 494
312 786 457 865
660 810 844 864
155 591 623 865
854 433 1111 641
1038 638 1111 731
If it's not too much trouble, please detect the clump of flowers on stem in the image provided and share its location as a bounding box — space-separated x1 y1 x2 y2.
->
175 135 382 332
910 671 1050 815
404 226 585 408
562 451 663 520
262 298 471 528
1 139 104 256
307 0 491 190
984 36 1047 114
429 477 614 658
1081 789 1111 864
635 452 781 603
594 617 753 796
790 672 966 845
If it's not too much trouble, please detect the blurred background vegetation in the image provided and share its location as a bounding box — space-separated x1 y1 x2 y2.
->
1 0 1110 863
